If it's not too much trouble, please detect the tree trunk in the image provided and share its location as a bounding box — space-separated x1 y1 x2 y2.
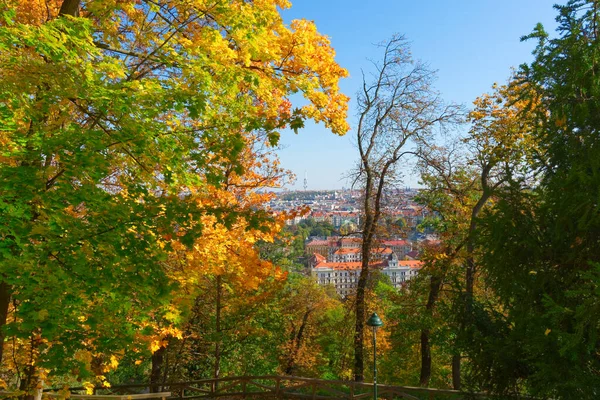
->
354 238 372 382
419 273 444 386
465 252 475 318
150 345 166 393
354 177 378 383
0 281 11 366
419 329 432 386
452 354 461 390
419 273 443 386
214 275 222 391
19 365 35 400
285 309 311 375
455 186 490 390
19 337 36 400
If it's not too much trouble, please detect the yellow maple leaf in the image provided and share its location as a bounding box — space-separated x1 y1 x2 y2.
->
109 355 119 370
82 382 95 395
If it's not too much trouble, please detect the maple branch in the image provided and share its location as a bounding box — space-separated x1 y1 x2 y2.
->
93 41 162 63
45 169 65 190
126 11 200 81
68 99 151 174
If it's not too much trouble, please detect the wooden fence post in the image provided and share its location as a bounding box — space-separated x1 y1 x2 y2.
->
275 377 281 399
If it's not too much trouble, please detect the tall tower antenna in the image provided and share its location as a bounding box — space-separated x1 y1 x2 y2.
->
303 170 308 191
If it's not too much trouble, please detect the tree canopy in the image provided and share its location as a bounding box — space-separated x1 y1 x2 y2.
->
0 0 348 392
3 1 600 399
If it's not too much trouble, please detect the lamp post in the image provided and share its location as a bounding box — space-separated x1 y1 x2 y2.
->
366 312 383 400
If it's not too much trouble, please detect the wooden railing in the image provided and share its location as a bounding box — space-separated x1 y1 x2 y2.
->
45 376 513 400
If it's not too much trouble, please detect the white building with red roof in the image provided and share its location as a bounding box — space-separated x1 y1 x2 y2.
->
311 252 422 296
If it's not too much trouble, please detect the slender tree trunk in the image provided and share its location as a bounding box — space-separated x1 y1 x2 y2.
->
419 274 442 386
464 195 483 325
150 345 166 393
285 310 311 375
353 269 367 382
454 185 490 390
354 229 374 382
19 365 35 400
354 171 380 383
162 345 169 388
452 354 461 390
19 336 37 400
419 329 432 386
33 381 43 400
0 281 11 366
214 276 222 391
465 251 475 317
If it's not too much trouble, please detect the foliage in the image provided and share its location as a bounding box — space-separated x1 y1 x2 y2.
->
7 1 600 397
292 219 338 239
0 0 349 392
466 1 600 397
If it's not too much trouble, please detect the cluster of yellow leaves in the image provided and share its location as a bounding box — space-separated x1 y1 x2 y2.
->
468 80 541 167
163 130 292 291
170 212 284 291
72 349 123 375
4 0 62 25
80 379 111 396
126 319 184 354
111 0 348 134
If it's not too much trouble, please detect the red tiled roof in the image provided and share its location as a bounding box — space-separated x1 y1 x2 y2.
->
332 247 391 255
334 248 361 255
406 250 419 259
314 261 386 270
313 253 327 262
398 260 423 269
383 240 409 246
372 247 393 254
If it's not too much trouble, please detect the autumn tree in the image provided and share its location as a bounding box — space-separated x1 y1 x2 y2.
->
414 78 539 389
149 139 294 389
469 1 600 396
0 0 349 393
351 34 460 381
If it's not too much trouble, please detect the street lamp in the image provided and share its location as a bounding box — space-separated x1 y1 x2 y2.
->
366 312 383 400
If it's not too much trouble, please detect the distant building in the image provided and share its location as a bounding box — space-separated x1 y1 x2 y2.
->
306 236 416 262
405 249 420 260
337 237 362 248
330 211 360 228
311 252 422 296
305 239 329 258
331 248 361 263
381 240 412 258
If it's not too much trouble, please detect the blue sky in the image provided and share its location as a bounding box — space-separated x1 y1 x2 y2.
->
276 1 558 190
